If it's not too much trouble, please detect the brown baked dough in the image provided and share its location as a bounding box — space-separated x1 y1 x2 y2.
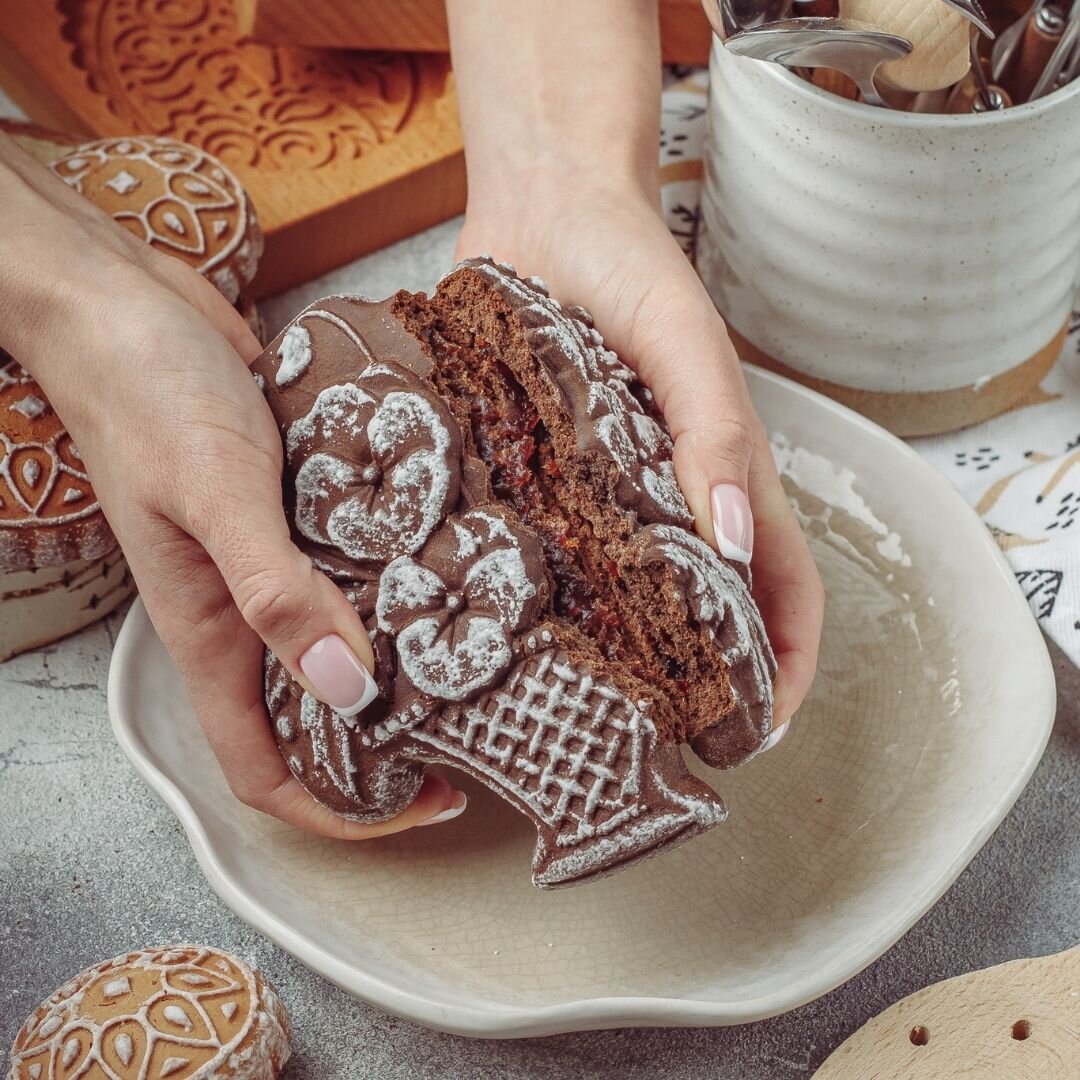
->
254 260 777 888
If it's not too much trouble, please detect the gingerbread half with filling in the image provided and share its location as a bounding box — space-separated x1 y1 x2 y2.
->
254 259 776 888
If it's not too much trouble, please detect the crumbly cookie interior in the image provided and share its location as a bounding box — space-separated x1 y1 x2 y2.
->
393 270 739 745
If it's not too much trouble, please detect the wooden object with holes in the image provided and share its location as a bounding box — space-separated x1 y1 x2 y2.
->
814 945 1080 1078
232 0 715 63
0 0 466 297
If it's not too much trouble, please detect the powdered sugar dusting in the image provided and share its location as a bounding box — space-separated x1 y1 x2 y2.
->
276 325 312 386
289 377 456 563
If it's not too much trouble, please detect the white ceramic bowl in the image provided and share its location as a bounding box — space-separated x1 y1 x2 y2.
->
108 367 1055 1038
698 42 1080 433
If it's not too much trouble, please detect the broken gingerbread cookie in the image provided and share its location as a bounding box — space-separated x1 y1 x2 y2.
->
254 258 776 888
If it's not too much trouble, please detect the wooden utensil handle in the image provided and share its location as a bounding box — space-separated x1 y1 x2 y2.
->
811 67 861 100
1006 11 1064 102
793 0 839 17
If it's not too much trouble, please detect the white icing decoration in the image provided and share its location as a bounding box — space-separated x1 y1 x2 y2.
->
115 141 133 154
179 972 212 985
9 394 48 419
290 382 453 563
299 690 357 795
214 218 228 236
650 524 773 716
102 975 130 997
21 459 41 487
104 169 140 194
161 1056 188 1076
404 648 724 873
0 417 102 529
376 512 536 701
163 210 186 235
453 522 481 560
62 1036 80 1067
163 1004 192 1030
275 325 312 386
65 157 87 170
186 179 211 195
114 1032 134 1066
10 944 289 1080
397 613 510 701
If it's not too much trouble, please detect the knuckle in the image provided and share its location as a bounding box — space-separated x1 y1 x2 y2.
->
233 567 310 643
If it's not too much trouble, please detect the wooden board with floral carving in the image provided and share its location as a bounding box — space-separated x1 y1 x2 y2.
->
0 0 466 296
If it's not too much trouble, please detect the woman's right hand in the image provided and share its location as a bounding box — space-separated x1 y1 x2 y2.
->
0 133 466 836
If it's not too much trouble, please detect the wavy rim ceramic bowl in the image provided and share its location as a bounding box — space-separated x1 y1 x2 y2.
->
108 366 1056 1038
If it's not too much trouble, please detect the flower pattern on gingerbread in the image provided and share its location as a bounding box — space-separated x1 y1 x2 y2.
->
286 360 462 566
377 508 545 701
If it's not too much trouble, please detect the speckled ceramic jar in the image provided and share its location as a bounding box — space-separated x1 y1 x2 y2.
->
698 40 1080 436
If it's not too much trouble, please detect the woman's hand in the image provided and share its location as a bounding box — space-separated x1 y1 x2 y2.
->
0 133 464 834
448 0 824 735
456 185 823 733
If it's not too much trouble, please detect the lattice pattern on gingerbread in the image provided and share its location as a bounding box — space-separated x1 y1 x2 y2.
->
424 649 650 847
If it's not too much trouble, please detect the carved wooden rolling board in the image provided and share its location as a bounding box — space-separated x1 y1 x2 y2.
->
233 0 715 63
0 0 466 297
815 946 1080 1078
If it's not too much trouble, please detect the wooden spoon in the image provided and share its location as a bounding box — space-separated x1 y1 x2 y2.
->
814 945 1080 1078
841 0 972 91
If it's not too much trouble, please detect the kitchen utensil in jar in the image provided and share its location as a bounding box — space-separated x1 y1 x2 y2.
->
1029 0 1080 99
840 0 972 92
722 18 913 106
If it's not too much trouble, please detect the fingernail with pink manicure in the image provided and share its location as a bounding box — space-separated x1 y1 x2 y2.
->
711 483 754 563
760 721 789 752
419 791 468 826
299 634 378 718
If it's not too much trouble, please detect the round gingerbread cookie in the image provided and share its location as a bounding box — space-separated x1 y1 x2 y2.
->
49 135 263 304
6 945 290 1080
0 350 110 572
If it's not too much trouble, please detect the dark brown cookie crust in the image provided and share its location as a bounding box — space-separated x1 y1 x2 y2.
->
254 263 776 887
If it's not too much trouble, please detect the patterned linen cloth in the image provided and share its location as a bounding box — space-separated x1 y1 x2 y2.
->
661 70 1080 669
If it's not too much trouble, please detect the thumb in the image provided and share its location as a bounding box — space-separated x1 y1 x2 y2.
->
641 308 757 565
191 464 380 719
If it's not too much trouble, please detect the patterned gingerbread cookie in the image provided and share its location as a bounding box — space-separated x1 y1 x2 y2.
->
49 135 263 304
6 945 290 1080
254 260 776 887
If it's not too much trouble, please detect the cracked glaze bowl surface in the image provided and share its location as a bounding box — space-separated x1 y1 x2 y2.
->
108 367 1055 1037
